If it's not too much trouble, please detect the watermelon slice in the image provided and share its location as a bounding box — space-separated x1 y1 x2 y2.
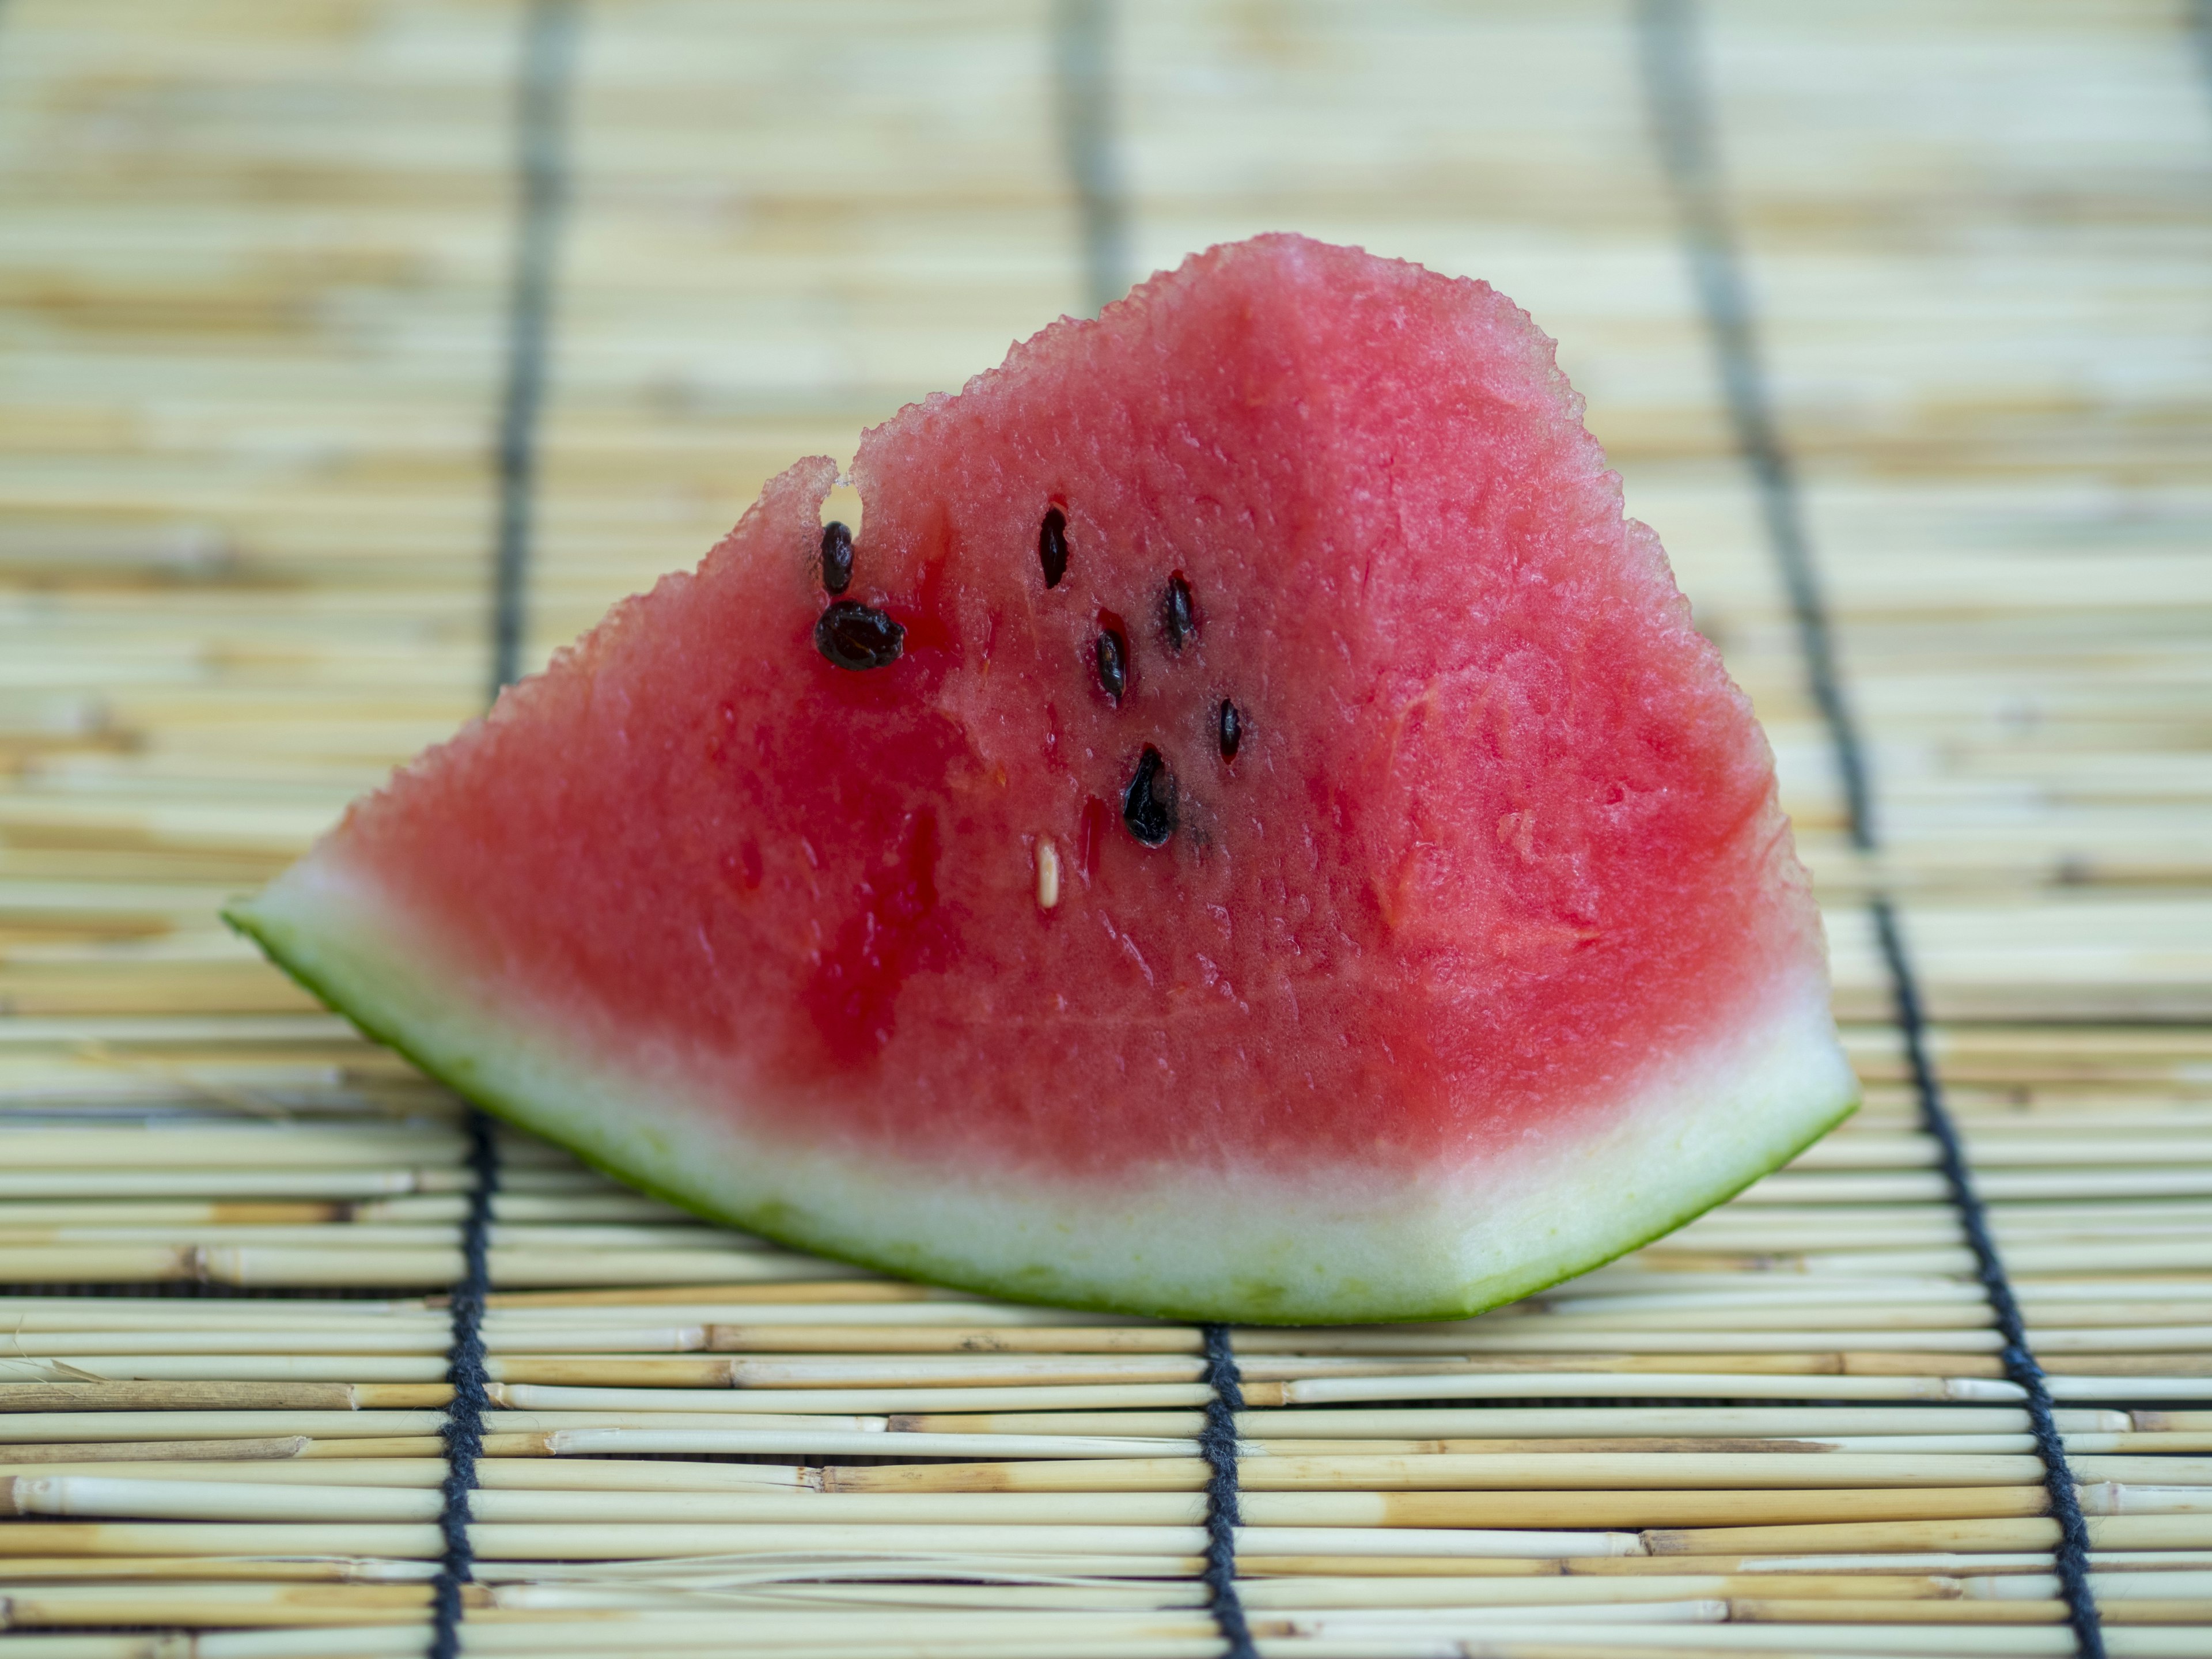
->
229 235 1855 1323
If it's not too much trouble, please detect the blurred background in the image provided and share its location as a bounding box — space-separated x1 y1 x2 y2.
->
1 0 2207 1027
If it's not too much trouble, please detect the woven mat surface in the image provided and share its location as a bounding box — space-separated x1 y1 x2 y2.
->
2 2 2209 1654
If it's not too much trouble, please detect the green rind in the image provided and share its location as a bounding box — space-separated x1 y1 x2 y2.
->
223 898 906 1295
224 895 1857 1326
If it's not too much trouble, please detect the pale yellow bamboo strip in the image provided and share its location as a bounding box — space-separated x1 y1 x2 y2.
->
1255 1373 2031 1406
0 1358 454 1384
0 1438 320 1466
0 1415 1222 1460
819 1452 2204 1495
0 1517 1639 1562
16 1573 2085 1627
524 1427 1196 1459
0 1202 357 1226
0 1459 805 1490
0 1551 2158 1585
0 1556 435 1584
0 1298 1073 1328
1649 1516 2212 1557
1030 1450 2049 1493
0 1382 434 1412
0 1126 547 1166
0 1327 701 1354
0 1170 484 1198
484 1384 1224 1415
6 1427 2206 1479
7 1579 2185 1629
1741 1172 2212 1202
0 1226 767 1251
913 1408 2124 1438
0 1246 870 1286
1791 1135 2212 1170
0 1408 453 1441
0 1300 1099 1326
4 1472 2177 1531
0 1581 438 1627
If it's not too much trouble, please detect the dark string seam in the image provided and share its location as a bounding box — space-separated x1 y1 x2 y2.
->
489 0 582 702
1052 0 1131 317
2192 0 2212 113
1198 1324 1258 1659
429 1112 501 1659
432 6 579 1657
1633 3 2104 1654
1874 900 2100 1641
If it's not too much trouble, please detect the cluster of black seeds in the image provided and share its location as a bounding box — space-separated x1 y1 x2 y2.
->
1035 509 1244 851
806 510 1245 849
812 521 904 670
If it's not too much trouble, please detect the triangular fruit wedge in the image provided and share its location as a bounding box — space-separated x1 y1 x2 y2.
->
230 234 1856 1323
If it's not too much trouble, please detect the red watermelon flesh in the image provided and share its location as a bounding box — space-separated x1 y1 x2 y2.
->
229 234 1855 1323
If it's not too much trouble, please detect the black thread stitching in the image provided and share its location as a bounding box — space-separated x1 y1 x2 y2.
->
1635 3 2104 1652
429 1111 501 1658
1199 1324 1257 1659
433 7 578 1654
1873 900 2101 1645
489 0 581 701
1052 0 1131 317
2192 0 2212 111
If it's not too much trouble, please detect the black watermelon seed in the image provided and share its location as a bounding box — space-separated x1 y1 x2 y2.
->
819 521 854 595
1122 745 1177 846
1161 572 1195 652
1218 699 1242 762
813 600 906 671
1039 508 1069 589
1095 625 1128 703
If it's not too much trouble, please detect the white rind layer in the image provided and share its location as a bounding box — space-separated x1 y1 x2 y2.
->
230 855 1858 1324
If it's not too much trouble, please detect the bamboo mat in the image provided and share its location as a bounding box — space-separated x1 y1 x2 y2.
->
2 1 2209 1654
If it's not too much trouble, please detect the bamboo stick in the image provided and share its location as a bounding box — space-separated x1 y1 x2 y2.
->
0 1556 435 1583
0 1459 808 1491
0 1437 315 1464
0 1518 1658 1561
906 1407 2124 1438
817 1453 2063 1494
24 1551 2191 1585
0 1581 440 1627
0 1382 444 1412
0 1412 448 1444
0 1473 2088 1529
1647 1516 2212 1556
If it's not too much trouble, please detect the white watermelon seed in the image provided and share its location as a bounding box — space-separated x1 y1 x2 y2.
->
1035 838 1062 910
